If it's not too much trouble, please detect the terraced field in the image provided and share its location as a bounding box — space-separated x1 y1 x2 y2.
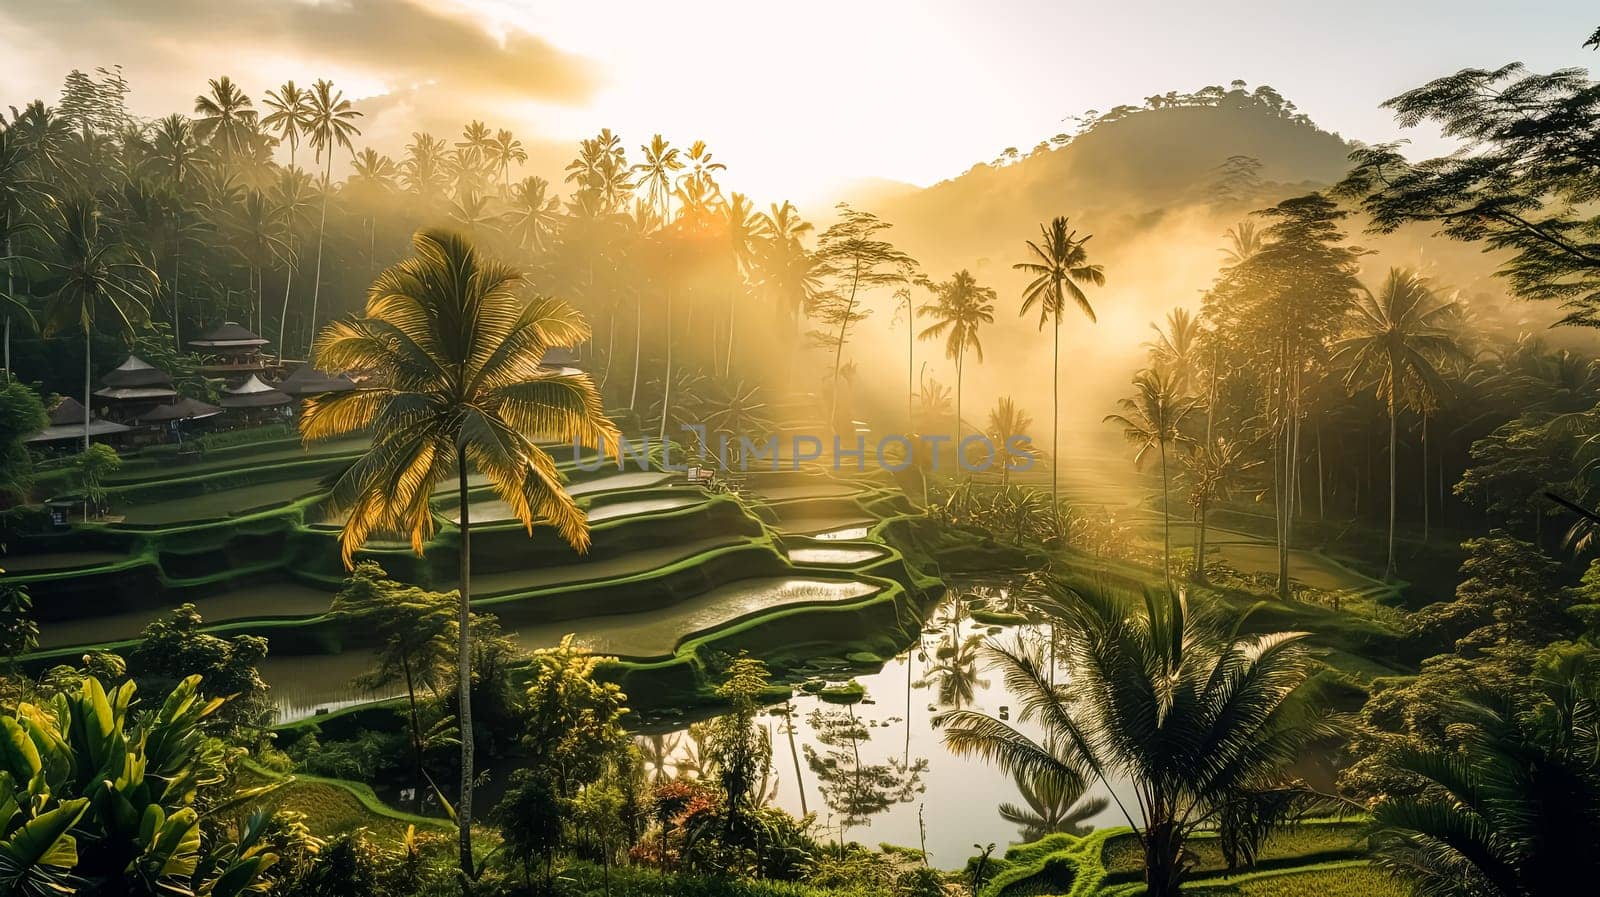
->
5 437 940 726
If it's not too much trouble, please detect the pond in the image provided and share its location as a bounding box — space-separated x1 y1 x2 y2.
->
643 577 1141 869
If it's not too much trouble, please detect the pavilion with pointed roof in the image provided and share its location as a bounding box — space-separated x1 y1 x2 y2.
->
27 396 133 444
220 374 291 410
276 364 357 398
190 321 273 376
93 355 177 421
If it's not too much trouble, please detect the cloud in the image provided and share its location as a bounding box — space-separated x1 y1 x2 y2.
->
0 0 598 105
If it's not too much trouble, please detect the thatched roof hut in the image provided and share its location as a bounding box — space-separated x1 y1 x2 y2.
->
276 365 357 397
95 355 177 401
220 375 291 408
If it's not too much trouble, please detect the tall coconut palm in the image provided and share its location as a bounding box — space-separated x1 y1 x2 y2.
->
488 128 526 193
143 114 197 348
300 229 618 879
348 148 397 274
940 581 1333 897
505 176 561 255
1014 217 1104 512
1332 268 1461 579
401 131 449 206
304 78 362 353
1181 436 1258 584
679 139 726 205
919 270 996 448
1145 307 1201 394
1105 369 1193 583
633 134 683 220
41 198 157 449
1 123 47 381
191 75 257 161
723 192 767 375
226 188 287 333
270 167 313 349
262 81 310 170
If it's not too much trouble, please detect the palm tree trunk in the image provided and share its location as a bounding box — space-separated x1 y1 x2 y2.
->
724 286 735 377
309 155 331 355
907 299 915 429
659 287 673 444
1386 399 1397 580
1144 820 1185 897
1421 410 1429 545
455 444 476 879
82 324 92 451
828 259 864 432
1052 321 1060 515
1194 494 1209 584
630 292 642 410
278 242 296 352
955 349 964 455
1160 440 1171 585
4 228 12 382
172 232 182 351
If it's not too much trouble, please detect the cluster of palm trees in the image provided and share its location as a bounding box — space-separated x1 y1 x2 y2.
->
0 72 831 450
1091 195 1543 593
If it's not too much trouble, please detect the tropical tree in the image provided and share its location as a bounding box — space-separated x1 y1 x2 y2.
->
986 396 1035 485
262 81 310 169
0 123 45 381
919 269 996 447
488 128 526 192
1105 369 1193 583
226 188 287 332
1369 669 1600 896
1145 307 1201 394
41 198 156 449
299 229 618 878
1182 437 1258 584
812 205 913 429
303 78 362 353
633 134 682 219
1014 217 1104 509
191 75 257 160
1332 268 1461 578
939 582 1334 897
757 200 821 380
722 192 767 375
331 562 457 796
505 176 561 255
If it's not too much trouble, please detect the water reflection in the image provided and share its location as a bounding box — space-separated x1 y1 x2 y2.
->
802 706 928 843
651 577 1133 867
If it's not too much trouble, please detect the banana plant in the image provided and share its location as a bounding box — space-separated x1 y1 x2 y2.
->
0 674 277 895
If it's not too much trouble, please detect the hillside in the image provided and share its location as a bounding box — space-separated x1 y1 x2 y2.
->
877 101 1355 265
821 95 1540 434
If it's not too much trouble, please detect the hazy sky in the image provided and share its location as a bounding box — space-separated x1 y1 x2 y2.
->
1 1 1595 203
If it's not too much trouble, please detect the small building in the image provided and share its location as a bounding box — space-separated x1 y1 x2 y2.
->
190 322 272 378
220 374 292 421
94 355 177 420
276 364 357 398
137 396 225 447
27 396 132 446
